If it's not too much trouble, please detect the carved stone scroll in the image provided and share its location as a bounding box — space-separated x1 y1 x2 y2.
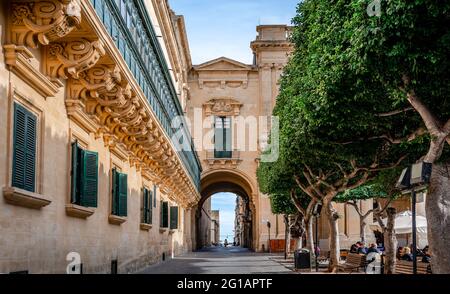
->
11 0 81 48
46 39 105 79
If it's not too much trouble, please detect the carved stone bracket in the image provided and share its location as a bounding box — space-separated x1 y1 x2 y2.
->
10 0 81 48
46 39 105 79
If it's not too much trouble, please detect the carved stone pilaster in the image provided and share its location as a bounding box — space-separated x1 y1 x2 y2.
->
46 39 105 79
10 0 81 48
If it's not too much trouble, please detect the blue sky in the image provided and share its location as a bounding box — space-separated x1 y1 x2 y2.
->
211 193 237 241
170 0 299 64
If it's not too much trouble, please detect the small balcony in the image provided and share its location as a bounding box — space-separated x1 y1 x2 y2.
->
205 150 242 168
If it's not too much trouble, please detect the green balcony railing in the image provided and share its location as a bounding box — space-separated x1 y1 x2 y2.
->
90 0 201 190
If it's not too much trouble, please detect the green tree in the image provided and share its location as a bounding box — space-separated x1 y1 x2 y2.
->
345 0 450 273
272 0 432 271
336 184 387 243
257 155 317 253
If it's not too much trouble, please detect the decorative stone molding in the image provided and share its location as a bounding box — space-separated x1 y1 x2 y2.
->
3 44 59 97
78 65 122 98
45 39 106 79
10 0 81 48
108 214 127 225
65 99 100 134
204 158 242 169
194 57 252 89
204 150 242 169
140 223 153 231
250 40 294 52
3 186 52 209
198 79 249 90
65 204 94 219
203 98 243 116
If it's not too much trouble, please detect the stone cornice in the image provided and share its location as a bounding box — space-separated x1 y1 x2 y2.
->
250 40 294 52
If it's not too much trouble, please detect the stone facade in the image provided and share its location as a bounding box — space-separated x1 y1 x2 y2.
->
0 0 201 274
187 26 294 251
198 197 212 247
210 210 220 245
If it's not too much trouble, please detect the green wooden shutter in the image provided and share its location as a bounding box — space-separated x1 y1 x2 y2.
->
159 200 163 227
170 206 178 230
118 172 128 217
148 190 153 224
142 188 148 223
12 103 37 192
142 188 146 223
70 142 80 204
162 202 169 228
112 168 118 215
80 150 98 207
153 185 157 207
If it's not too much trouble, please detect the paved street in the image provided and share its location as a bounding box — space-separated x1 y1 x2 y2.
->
140 246 294 274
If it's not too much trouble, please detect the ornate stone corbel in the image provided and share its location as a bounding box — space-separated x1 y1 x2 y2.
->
10 0 81 48
67 65 122 113
46 39 105 79
108 97 138 119
78 65 121 98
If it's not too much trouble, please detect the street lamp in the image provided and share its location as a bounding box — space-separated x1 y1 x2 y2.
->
312 202 322 272
396 162 432 274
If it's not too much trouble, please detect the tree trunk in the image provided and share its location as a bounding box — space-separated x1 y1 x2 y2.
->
426 162 450 274
284 215 289 259
305 216 314 254
360 217 367 243
324 199 340 272
384 207 397 274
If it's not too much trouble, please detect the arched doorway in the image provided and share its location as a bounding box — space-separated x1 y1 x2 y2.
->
194 169 257 250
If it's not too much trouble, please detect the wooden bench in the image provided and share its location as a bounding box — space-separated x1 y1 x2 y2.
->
340 250 349 260
395 260 431 274
336 253 366 273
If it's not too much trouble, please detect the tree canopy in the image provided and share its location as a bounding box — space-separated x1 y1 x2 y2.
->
258 0 450 271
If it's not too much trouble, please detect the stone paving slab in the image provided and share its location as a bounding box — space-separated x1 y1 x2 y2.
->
140 247 294 274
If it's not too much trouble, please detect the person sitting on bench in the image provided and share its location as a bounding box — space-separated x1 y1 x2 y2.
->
401 247 413 261
357 242 368 255
367 243 380 254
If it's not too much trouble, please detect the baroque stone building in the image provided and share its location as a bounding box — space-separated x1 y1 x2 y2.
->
0 0 201 274
0 0 377 273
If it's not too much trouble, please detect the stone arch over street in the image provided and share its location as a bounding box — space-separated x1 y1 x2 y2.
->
194 169 257 250
185 25 294 252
